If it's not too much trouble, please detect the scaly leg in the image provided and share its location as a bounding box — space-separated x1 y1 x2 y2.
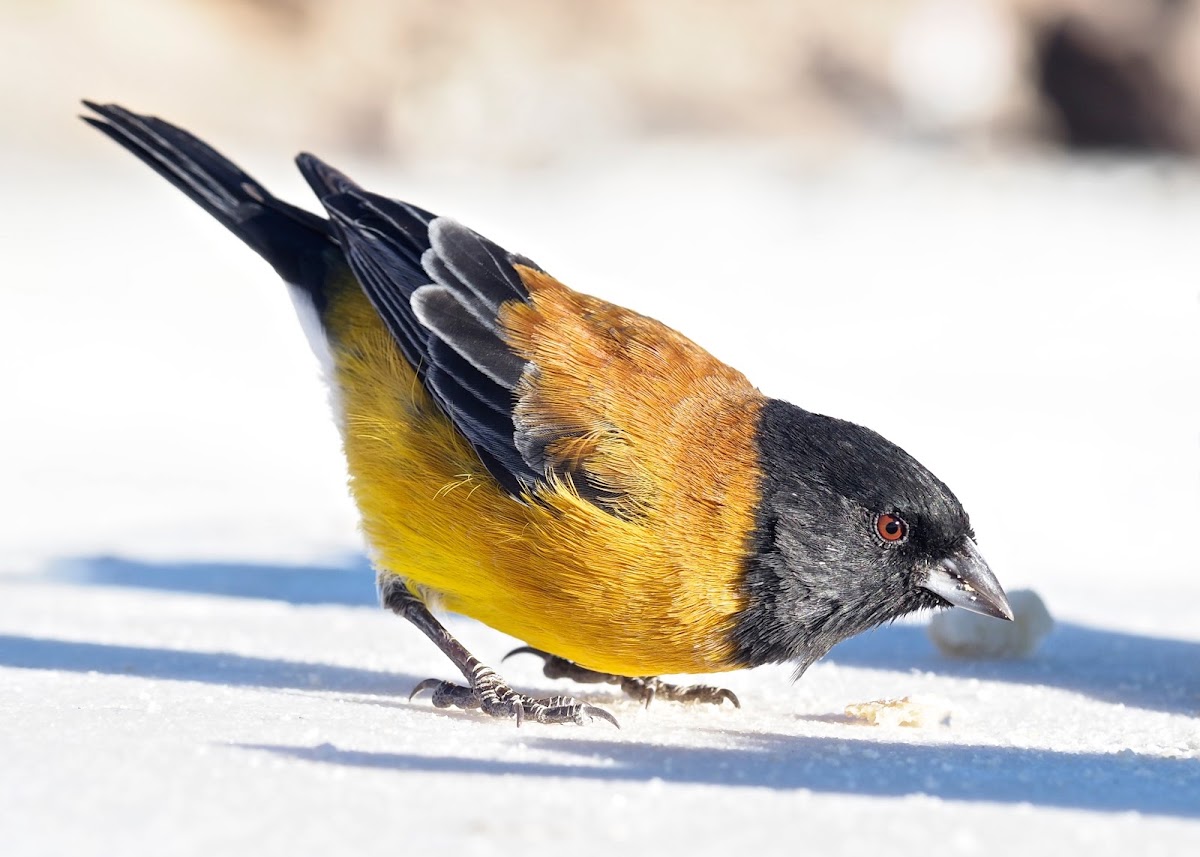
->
505 647 740 709
383 581 618 727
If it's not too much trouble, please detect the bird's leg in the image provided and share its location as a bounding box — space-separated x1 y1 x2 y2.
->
505 647 740 709
383 581 618 727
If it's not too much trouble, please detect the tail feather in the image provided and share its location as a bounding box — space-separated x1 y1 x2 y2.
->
82 101 335 294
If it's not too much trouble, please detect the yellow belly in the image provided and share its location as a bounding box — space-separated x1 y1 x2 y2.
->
324 279 745 676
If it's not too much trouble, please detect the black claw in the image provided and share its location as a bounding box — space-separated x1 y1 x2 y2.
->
408 678 444 702
583 705 621 729
502 645 545 663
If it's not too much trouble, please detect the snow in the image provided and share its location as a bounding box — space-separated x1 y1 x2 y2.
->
2 142 1199 855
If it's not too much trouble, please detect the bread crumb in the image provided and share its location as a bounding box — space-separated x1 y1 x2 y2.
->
844 696 946 728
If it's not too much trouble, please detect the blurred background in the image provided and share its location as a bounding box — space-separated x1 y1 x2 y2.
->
9 0 1200 160
1 0 1198 633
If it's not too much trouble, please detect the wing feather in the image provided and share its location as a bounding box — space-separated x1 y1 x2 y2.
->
297 155 763 514
298 156 539 492
411 285 526 389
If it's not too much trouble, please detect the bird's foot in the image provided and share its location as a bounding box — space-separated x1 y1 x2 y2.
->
505 647 740 709
616 676 740 709
409 665 619 727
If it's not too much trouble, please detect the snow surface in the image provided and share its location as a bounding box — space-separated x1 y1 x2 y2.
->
2 142 1199 855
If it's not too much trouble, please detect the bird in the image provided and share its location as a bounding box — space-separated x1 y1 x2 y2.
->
82 101 1012 727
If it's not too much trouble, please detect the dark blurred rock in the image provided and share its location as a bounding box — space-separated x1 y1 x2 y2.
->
1034 9 1196 154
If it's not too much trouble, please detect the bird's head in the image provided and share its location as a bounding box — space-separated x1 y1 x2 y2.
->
732 399 1012 674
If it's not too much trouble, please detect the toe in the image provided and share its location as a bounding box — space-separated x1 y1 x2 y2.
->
715 688 741 709
408 677 445 701
581 705 621 729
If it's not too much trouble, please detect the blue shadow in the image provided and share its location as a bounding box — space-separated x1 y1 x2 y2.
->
4 632 1196 817
243 734 1200 818
0 634 416 695
826 622 1200 716
45 555 378 606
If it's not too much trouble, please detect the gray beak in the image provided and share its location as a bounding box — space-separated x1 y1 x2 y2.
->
920 538 1013 621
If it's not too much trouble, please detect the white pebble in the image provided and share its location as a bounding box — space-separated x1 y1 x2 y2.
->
928 589 1053 658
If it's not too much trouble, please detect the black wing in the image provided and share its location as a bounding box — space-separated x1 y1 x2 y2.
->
296 154 543 494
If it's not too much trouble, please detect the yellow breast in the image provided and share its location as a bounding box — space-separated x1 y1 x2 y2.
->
323 276 752 676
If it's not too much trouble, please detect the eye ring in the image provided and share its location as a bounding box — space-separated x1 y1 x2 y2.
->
875 513 908 544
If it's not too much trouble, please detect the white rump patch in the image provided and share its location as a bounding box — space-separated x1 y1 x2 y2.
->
287 283 344 430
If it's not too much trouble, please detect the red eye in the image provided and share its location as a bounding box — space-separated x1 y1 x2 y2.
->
876 513 908 543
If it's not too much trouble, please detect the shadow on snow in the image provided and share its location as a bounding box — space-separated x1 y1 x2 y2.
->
825 622 1200 716
239 735 1200 819
1 628 1196 817
0 634 417 696
43 554 378 606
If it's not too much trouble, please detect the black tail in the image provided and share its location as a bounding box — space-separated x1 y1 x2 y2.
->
81 101 337 297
